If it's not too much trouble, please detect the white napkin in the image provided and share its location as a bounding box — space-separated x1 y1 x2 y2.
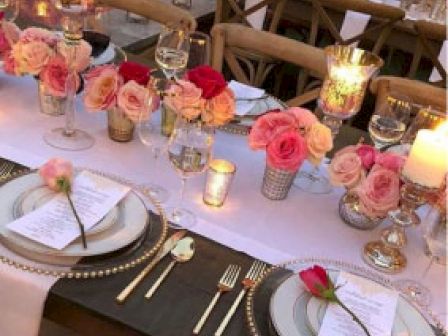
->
229 80 265 116
429 40 447 82
244 0 268 30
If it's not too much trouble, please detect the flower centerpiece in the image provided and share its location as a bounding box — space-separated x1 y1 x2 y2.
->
2 26 92 115
162 65 235 134
328 144 405 229
248 108 333 200
83 61 159 142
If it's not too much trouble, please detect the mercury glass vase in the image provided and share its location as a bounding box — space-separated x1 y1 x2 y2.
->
107 107 134 142
261 165 297 200
339 191 383 230
37 80 66 116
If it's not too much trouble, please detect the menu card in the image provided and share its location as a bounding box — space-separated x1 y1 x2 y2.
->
228 80 265 116
7 171 130 250
318 271 399 336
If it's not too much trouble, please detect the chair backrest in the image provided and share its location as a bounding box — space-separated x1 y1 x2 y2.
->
215 0 286 33
96 0 197 31
309 0 404 54
410 20 447 87
370 76 446 112
211 23 327 106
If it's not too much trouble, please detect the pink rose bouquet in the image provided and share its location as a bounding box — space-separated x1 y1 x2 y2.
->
84 61 159 122
0 20 20 57
249 108 332 171
267 130 308 172
164 65 235 127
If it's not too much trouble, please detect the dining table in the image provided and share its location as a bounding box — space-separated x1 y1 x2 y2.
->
0 69 446 336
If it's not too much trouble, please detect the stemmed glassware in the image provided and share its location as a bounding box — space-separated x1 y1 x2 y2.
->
0 0 19 22
368 94 411 149
166 117 214 229
155 25 190 80
43 0 95 151
136 113 170 203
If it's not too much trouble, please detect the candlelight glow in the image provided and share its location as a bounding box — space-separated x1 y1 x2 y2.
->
434 120 448 136
203 159 236 207
36 0 49 17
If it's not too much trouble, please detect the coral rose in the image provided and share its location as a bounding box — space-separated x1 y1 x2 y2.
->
186 65 227 99
249 111 297 150
267 130 307 172
202 87 235 126
286 107 318 132
306 123 333 165
356 166 400 218
57 39 92 72
164 79 204 120
18 41 54 75
40 55 81 98
117 80 150 122
84 66 120 111
328 152 364 188
20 27 59 46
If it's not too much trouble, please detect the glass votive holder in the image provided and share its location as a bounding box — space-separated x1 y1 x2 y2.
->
203 159 236 207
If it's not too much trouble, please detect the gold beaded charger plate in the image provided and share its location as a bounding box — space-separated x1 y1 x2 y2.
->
246 259 443 336
0 169 168 274
220 95 286 136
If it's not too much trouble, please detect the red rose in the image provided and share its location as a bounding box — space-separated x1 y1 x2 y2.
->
186 65 226 99
299 265 335 300
118 61 150 85
355 144 377 170
0 12 4 21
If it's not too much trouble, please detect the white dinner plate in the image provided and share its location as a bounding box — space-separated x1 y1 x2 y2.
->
0 171 149 261
92 42 126 66
270 272 436 336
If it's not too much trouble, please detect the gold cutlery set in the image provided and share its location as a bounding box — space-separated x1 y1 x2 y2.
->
116 231 267 335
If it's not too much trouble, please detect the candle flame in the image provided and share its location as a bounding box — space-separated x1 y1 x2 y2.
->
434 120 448 137
36 0 49 16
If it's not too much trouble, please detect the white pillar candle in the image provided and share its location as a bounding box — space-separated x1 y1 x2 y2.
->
402 129 448 188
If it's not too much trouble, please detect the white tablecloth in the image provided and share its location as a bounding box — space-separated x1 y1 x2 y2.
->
0 75 446 335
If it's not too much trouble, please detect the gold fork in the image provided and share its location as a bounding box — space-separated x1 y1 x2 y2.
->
193 264 241 335
214 260 267 336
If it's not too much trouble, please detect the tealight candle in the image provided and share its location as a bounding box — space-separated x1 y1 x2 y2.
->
203 159 236 207
402 127 448 189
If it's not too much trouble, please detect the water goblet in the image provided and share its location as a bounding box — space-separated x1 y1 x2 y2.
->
155 24 190 80
166 116 214 229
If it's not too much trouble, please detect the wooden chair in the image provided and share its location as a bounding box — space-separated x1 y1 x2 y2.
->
370 76 446 113
408 20 446 87
96 0 197 65
296 0 404 96
214 0 287 87
211 23 327 107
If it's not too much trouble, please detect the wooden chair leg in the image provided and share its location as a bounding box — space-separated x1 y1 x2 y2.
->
408 40 423 79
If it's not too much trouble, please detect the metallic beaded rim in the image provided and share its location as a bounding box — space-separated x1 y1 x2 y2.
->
245 258 447 336
0 167 168 279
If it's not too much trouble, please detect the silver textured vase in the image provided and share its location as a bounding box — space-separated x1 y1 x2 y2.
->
107 107 134 142
38 80 66 116
339 192 382 230
261 166 297 200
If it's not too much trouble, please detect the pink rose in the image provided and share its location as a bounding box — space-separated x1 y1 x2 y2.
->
84 66 120 111
40 55 79 98
267 130 307 172
375 152 405 173
39 157 73 192
117 80 150 122
285 107 318 132
84 64 116 81
334 145 358 157
18 41 53 75
329 152 364 188
164 79 204 120
356 167 400 218
249 111 297 150
1 21 21 45
355 144 377 170
0 31 9 54
2 50 17 75
57 39 92 72
20 27 58 47
306 122 333 165
202 87 235 126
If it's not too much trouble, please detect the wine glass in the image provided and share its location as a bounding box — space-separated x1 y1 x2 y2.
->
187 32 210 69
0 0 19 22
155 25 190 80
368 94 412 149
136 113 170 203
43 0 95 151
394 207 446 307
166 117 214 229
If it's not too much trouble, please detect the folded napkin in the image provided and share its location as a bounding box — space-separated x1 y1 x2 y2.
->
228 80 266 116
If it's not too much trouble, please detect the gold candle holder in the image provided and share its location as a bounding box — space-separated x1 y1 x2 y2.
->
203 159 236 207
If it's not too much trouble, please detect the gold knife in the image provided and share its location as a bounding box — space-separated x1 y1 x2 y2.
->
116 230 187 304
